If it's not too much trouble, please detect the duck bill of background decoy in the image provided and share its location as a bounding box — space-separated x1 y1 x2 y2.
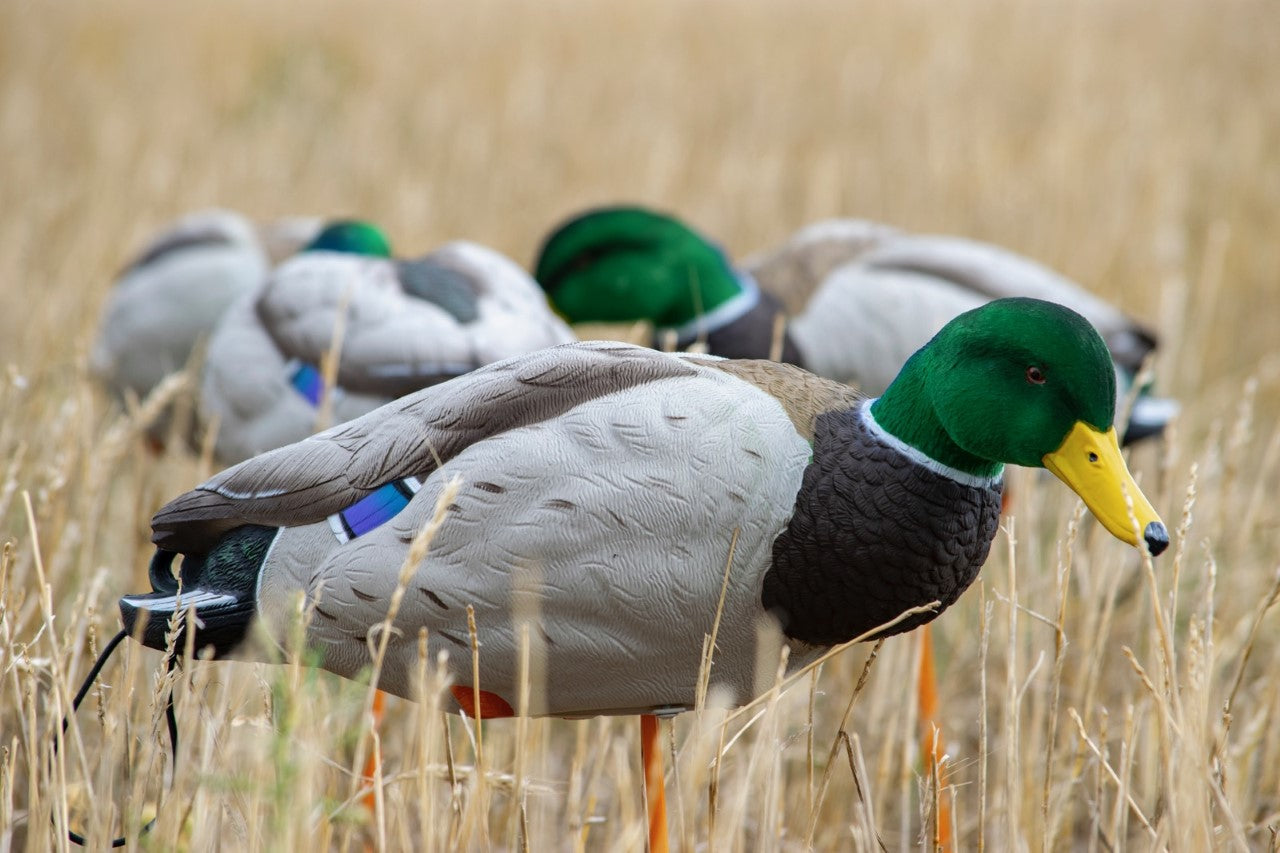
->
1041 420 1169 556
117 525 274 658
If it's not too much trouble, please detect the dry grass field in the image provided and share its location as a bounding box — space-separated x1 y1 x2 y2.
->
3 0 1280 849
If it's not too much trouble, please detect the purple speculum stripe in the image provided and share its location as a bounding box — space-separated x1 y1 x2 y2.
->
288 361 325 407
329 478 423 542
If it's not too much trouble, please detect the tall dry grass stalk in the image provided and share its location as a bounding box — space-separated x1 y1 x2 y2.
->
3 0 1280 848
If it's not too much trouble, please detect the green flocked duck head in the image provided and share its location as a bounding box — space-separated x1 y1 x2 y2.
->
872 297 1168 554
534 206 745 328
304 220 393 258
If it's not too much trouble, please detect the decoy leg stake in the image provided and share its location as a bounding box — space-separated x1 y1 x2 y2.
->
641 714 669 853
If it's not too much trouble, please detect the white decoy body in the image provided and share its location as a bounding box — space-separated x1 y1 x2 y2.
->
184 344 818 713
91 208 320 403
202 233 576 465
750 220 1160 397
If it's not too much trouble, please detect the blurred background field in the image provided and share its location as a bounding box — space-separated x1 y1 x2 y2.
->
2 0 1279 849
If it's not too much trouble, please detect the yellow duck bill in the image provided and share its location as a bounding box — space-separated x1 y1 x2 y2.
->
1042 421 1169 556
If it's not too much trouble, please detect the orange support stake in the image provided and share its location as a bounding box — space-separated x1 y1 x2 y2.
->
917 625 952 851
361 689 388 817
640 714 669 853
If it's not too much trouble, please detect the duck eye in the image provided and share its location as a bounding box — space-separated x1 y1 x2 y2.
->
1026 366 1047 385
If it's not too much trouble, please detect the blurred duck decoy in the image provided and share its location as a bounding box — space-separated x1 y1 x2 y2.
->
533 207 1178 445
201 220 576 465
91 208 320 404
117 299 1168 851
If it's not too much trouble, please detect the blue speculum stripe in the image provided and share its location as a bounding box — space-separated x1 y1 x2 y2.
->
334 479 421 541
288 362 325 407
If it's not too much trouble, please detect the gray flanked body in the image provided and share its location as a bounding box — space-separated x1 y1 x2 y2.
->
91 209 320 402
156 343 1001 717
201 295 389 464
201 240 576 464
742 219 903 312
747 222 1169 432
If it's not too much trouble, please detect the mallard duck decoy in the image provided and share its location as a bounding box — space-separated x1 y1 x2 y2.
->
91 208 321 404
118 298 1167 850
533 206 1178 445
534 208 1178 846
201 220 576 464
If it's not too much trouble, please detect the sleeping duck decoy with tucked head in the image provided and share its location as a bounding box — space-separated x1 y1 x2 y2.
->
91 208 320 404
201 220 576 465
119 298 1167 849
533 206 1177 445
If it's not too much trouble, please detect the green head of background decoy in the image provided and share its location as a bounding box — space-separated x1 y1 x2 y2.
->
872 297 1167 554
304 220 393 258
534 206 745 328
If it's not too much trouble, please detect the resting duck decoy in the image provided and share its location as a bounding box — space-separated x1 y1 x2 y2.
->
117 298 1168 850
200 220 577 464
91 208 321 404
533 206 1178 445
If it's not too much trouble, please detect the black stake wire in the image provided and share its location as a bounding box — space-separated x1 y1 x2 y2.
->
55 628 179 848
